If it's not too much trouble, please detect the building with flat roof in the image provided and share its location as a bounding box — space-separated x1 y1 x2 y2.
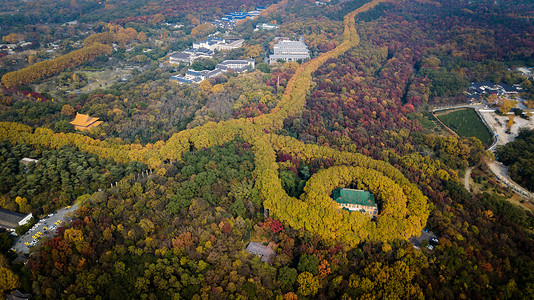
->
70 113 102 131
215 59 255 72
171 59 254 85
193 37 244 51
246 242 275 263
333 188 378 217
255 23 279 31
269 39 310 64
0 208 32 231
169 48 214 65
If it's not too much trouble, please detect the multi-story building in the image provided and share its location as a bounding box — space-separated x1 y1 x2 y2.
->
215 59 255 72
169 48 214 65
171 59 255 85
332 188 378 217
193 37 244 51
268 39 310 64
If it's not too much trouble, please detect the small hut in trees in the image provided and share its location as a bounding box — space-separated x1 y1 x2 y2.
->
70 113 102 131
333 188 378 217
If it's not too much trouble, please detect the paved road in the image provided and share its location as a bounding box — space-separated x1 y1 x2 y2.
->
409 229 439 250
436 105 533 201
12 203 79 254
465 167 473 192
431 103 488 112
488 161 533 200
476 109 534 200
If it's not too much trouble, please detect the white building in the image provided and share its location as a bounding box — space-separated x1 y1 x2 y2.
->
169 48 214 65
193 37 244 51
255 23 279 31
0 208 33 231
269 39 310 64
171 59 255 85
216 59 255 71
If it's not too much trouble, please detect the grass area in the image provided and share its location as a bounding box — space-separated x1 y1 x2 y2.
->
470 166 533 213
35 68 132 95
407 112 446 135
436 108 493 145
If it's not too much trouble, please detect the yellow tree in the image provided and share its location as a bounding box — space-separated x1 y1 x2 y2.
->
507 115 514 131
138 32 147 43
191 23 216 38
499 99 517 114
2 33 21 43
297 272 320 296
211 84 224 94
0 255 20 293
15 196 31 214
199 80 212 97
245 45 263 58
151 13 165 24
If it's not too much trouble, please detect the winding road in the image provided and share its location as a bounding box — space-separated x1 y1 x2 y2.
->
434 104 533 201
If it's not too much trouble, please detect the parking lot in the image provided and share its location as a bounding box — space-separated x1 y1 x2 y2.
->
12 204 79 254
409 228 439 250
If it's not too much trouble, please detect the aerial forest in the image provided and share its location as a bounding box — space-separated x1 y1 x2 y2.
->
0 0 533 299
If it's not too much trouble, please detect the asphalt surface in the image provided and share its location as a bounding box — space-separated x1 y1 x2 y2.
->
435 103 533 201
477 109 534 200
409 229 439 250
12 203 79 254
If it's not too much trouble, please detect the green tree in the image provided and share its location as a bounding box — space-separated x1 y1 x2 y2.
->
278 266 298 291
298 254 319 275
229 200 246 218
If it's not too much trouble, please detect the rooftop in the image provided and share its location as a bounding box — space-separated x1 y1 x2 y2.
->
170 52 192 60
70 113 102 130
0 208 28 230
333 188 376 207
246 242 275 263
20 158 38 165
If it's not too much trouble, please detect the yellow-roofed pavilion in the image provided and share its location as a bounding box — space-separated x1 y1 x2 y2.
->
70 113 102 131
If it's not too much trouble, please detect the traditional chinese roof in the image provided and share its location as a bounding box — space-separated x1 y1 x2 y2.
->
70 113 102 130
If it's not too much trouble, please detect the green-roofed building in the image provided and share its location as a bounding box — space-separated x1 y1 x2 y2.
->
332 188 378 217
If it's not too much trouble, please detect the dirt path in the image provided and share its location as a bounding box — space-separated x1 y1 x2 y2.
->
465 167 472 192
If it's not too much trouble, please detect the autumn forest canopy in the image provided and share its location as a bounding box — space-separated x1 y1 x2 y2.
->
0 0 533 299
